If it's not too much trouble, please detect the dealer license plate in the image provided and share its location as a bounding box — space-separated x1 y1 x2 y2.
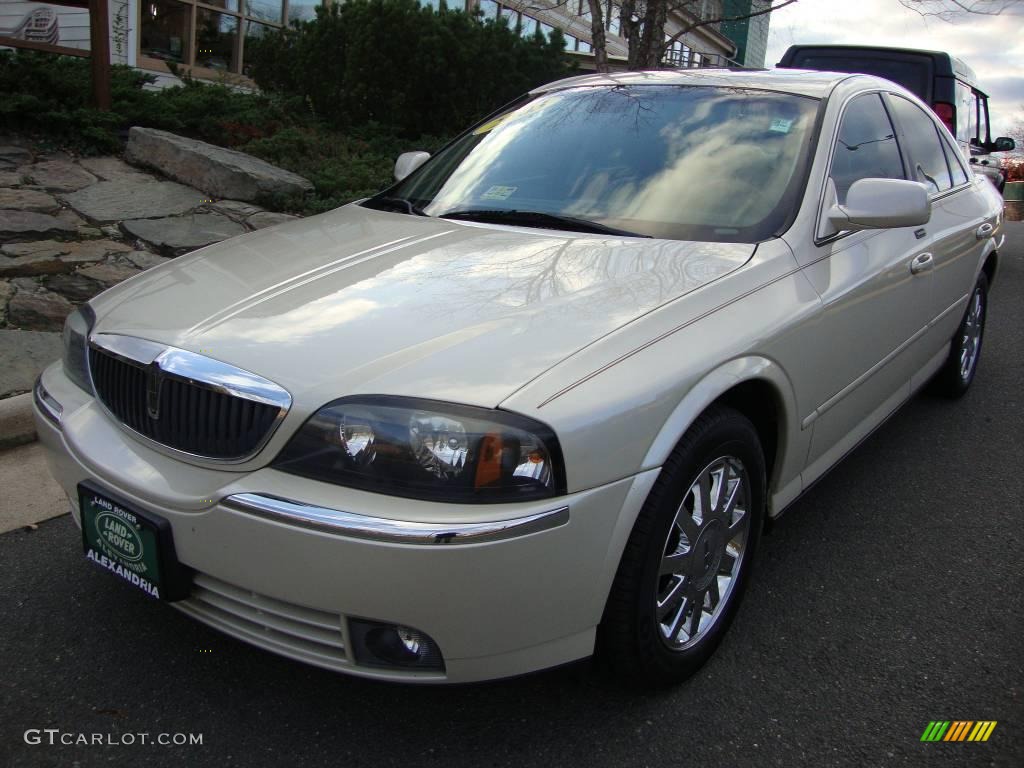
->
79 484 185 600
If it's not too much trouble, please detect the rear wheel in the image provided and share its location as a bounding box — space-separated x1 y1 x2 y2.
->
597 405 765 687
933 272 988 398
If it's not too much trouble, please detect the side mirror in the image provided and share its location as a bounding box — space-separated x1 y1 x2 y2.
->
992 136 1015 153
826 178 931 232
394 151 430 182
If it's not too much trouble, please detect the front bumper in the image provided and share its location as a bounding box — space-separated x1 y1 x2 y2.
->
33 363 657 683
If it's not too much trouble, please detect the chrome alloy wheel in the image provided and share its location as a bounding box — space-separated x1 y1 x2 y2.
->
960 287 984 382
656 456 751 650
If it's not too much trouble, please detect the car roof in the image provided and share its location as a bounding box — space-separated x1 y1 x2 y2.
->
531 68 859 99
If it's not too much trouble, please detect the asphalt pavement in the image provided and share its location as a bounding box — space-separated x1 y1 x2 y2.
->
2 224 1022 768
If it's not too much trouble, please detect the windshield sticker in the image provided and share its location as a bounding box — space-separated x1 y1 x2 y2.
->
472 99 550 135
473 116 508 135
481 185 517 201
769 118 793 134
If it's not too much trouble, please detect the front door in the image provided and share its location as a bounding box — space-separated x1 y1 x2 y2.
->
798 92 937 480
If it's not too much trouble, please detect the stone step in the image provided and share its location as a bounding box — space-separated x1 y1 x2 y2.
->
125 127 313 203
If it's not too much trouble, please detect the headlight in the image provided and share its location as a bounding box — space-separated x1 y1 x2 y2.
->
273 397 566 503
62 304 95 394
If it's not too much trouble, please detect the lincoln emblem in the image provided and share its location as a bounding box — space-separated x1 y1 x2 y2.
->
146 364 164 420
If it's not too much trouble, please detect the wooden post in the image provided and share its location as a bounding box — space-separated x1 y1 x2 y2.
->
88 0 111 110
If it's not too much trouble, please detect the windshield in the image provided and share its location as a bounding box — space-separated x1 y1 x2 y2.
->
373 85 820 242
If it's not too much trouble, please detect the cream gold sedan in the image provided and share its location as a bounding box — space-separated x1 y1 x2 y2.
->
34 69 1004 685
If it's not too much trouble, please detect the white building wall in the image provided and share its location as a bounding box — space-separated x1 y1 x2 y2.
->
0 1 91 49
0 0 131 64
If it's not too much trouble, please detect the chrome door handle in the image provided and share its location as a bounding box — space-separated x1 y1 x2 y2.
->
976 223 994 240
910 252 934 274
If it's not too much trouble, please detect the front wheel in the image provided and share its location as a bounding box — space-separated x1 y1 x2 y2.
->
932 272 988 398
597 405 765 687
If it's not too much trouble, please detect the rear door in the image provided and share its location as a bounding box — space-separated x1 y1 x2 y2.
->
885 93 994 353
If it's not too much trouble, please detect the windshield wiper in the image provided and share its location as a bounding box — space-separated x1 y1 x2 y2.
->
439 209 650 238
363 196 428 216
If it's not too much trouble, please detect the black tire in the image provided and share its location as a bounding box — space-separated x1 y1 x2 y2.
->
596 405 766 688
932 272 988 398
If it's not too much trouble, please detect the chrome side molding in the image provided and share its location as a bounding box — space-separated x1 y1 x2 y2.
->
223 493 570 545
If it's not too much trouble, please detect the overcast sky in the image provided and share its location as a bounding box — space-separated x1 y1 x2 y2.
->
764 0 1024 135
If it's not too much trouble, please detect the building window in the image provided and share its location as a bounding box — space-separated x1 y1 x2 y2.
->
245 0 283 23
195 9 238 72
478 0 499 21
287 0 320 24
663 36 696 67
139 0 192 65
242 19 275 75
699 0 723 21
140 0 300 77
486 3 558 41
606 3 620 36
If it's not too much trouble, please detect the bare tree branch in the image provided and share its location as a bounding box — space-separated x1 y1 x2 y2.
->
662 0 798 60
899 0 1023 20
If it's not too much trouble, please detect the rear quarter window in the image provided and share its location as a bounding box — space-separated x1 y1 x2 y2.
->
940 133 969 186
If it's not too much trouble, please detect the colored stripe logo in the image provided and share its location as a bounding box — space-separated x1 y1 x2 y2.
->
920 721 997 742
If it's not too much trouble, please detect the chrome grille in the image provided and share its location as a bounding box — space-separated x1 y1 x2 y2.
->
175 573 349 671
88 334 290 461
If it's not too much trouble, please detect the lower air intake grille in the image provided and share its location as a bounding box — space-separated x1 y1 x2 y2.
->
175 573 349 671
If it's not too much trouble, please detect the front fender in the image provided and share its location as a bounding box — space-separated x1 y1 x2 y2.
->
640 356 805 517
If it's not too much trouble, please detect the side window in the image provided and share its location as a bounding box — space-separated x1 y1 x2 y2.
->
888 96 953 194
955 81 977 145
829 94 905 204
976 91 989 145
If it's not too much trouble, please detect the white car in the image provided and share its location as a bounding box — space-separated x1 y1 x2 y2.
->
34 69 1004 686
969 152 1007 193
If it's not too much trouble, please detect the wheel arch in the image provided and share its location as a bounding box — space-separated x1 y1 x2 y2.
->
641 356 802 515
981 248 997 290
976 209 1001 289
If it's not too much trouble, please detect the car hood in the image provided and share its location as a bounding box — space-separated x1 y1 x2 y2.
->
91 204 754 408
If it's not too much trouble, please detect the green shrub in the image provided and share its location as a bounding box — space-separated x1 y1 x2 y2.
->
0 51 148 153
0 50 296 152
0 6 571 213
244 124 450 209
247 0 571 136
0 50 452 213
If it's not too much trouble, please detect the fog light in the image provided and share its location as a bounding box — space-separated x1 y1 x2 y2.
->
349 619 445 671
